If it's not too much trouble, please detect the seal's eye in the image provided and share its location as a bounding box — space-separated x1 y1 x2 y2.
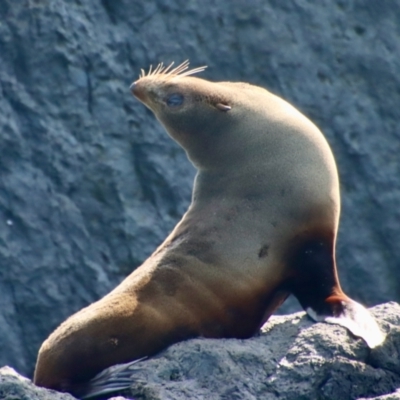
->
166 93 184 107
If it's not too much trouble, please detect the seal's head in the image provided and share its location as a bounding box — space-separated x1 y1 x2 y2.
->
130 61 241 168
130 60 333 175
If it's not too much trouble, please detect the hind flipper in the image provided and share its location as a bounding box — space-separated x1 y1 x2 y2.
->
287 234 385 349
305 294 385 348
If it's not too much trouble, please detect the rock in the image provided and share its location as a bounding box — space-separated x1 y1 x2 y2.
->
1 303 399 400
111 302 400 400
359 394 400 400
0 366 75 400
0 0 399 379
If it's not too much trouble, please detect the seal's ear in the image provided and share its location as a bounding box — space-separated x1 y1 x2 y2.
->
215 103 231 112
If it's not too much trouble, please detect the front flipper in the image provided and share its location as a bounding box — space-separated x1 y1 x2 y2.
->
305 294 385 348
77 357 147 399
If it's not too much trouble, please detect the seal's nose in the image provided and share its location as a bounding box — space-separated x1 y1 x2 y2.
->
129 81 136 93
130 80 146 102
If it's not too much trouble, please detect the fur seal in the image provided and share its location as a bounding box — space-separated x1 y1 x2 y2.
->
33 61 385 397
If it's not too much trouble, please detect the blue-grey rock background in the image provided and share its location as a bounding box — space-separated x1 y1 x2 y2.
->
0 0 399 378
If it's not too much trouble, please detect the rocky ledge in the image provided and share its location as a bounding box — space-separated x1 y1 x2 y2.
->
1 302 399 400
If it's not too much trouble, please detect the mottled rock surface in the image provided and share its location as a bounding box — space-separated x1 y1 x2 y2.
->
1 303 400 400
0 366 75 400
0 0 399 378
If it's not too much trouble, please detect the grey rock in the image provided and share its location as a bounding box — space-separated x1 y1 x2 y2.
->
1 303 399 400
0 0 399 380
117 303 400 400
359 393 400 400
0 366 75 400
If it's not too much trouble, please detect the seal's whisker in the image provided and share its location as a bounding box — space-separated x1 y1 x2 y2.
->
137 60 207 80
153 63 160 75
167 60 190 76
179 66 207 77
162 61 175 75
154 62 164 76
159 63 167 75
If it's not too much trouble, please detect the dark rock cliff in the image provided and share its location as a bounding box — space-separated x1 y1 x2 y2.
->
0 0 399 380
